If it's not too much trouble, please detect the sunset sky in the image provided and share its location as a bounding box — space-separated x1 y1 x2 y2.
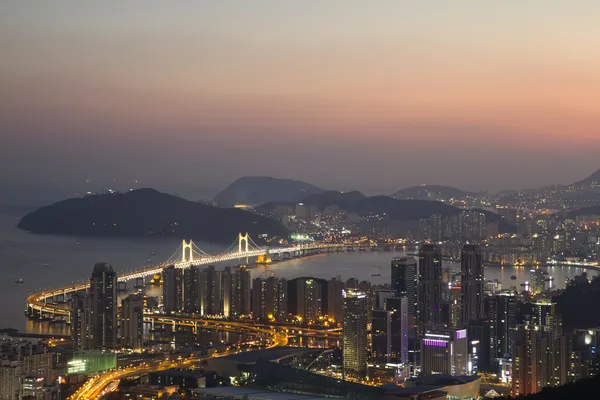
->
2 1 600 202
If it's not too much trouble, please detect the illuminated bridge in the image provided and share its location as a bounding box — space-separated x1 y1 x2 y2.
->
26 233 344 320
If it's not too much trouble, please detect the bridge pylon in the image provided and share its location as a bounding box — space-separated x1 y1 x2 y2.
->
182 240 194 262
238 233 249 253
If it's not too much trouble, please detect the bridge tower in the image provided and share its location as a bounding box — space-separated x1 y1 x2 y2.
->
238 233 250 253
182 240 194 262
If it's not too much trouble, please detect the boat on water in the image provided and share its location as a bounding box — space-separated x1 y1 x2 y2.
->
510 275 517 280
150 252 156 256
44 264 49 268
371 266 381 277
15 278 24 284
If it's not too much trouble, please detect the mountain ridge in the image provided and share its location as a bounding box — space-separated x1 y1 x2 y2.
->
213 176 326 206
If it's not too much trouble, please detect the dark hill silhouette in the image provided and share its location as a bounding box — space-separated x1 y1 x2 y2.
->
18 189 288 243
391 185 478 200
213 176 326 206
498 373 600 399
572 168 600 186
565 205 600 219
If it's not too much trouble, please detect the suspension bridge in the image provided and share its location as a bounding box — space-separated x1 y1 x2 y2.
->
26 233 343 319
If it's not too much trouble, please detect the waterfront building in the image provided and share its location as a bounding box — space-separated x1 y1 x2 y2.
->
89 262 117 350
418 244 443 331
421 328 468 376
251 275 287 322
183 266 200 313
162 265 183 313
199 266 221 316
222 265 252 317
343 289 368 377
121 294 144 349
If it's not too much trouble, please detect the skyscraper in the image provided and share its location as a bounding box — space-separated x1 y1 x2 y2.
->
223 265 252 317
460 245 484 326
391 257 417 340
385 297 409 364
199 265 221 316
289 278 323 322
343 289 368 377
162 265 183 313
71 292 89 351
183 266 200 314
252 275 287 321
120 294 143 349
371 310 392 364
513 324 540 396
327 277 344 323
418 244 443 330
487 292 518 368
89 262 117 350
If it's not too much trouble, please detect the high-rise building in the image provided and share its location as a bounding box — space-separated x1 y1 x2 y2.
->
421 328 468 376
327 277 344 323
343 289 368 377
71 291 90 351
252 276 287 322
487 292 518 370
89 262 117 350
371 310 392 364
162 265 183 313
461 245 484 326
222 265 252 317
385 297 409 364
183 266 200 313
512 324 540 396
391 257 417 339
418 244 443 331
289 278 323 322
199 266 221 316
121 294 144 349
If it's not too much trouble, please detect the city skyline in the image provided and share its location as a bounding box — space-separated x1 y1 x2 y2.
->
2 1 600 201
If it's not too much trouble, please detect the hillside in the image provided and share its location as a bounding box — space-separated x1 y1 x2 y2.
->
213 176 326 206
571 168 600 186
18 189 288 243
257 191 515 231
391 185 477 200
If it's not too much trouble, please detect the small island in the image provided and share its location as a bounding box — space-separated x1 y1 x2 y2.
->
17 188 288 243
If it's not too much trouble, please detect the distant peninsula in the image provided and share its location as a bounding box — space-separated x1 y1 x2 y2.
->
17 189 288 243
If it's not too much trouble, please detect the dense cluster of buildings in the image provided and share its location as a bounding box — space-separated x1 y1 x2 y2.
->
0 335 57 400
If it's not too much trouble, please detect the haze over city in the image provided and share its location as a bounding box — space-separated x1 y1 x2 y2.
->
2 1 600 205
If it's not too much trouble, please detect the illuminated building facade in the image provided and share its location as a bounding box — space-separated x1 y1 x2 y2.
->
89 262 117 350
343 289 368 377
421 328 469 376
